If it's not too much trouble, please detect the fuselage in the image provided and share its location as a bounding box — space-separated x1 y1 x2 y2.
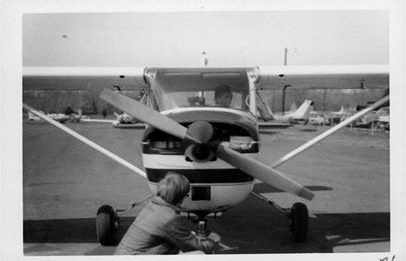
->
142 107 259 213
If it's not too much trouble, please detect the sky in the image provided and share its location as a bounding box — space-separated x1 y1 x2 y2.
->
23 10 389 67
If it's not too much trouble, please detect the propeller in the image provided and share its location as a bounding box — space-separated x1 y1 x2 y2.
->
100 89 314 200
100 89 201 144
217 145 313 200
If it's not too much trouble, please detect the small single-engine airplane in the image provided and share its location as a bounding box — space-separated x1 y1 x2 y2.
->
23 64 389 247
27 110 70 123
80 111 144 128
27 110 42 121
267 99 313 124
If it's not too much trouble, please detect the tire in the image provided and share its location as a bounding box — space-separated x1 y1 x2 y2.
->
96 205 117 246
290 202 308 242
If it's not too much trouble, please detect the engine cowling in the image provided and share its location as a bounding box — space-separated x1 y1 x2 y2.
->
184 143 216 162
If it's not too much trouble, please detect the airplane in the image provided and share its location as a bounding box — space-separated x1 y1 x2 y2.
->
308 106 353 126
352 105 390 130
110 112 143 128
27 110 70 123
80 111 144 128
27 110 42 121
113 112 135 124
23 64 389 248
321 106 354 125
308 111 328 126
374 106 390 130
266 99 313 124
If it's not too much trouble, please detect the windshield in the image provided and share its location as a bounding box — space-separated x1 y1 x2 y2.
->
152 84 249 111
145 68 252 112
153 88 248 111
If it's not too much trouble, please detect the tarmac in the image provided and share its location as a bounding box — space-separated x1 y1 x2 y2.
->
22 121 390 255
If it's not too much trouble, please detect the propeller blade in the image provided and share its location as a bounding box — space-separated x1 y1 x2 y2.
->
217 145 314 200
100 89 200 143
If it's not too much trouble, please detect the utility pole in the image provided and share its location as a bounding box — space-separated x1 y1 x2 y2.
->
284 47 288 66
282 47 289 115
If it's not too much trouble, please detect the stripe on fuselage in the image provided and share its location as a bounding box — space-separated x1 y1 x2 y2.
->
145 168 254 183
143 153 257 183
142 153 258 169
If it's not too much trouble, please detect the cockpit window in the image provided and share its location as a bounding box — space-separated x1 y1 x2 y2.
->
155 90 245 111
146 69 251 112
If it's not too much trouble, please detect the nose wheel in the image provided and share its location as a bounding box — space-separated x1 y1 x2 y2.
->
96 205 119 246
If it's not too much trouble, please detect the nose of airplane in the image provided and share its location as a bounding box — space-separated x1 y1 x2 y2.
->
186 121 214 143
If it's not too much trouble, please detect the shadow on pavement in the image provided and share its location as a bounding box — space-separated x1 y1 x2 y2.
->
24 196 389 254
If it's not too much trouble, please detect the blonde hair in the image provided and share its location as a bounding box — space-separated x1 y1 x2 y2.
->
157 172 190 205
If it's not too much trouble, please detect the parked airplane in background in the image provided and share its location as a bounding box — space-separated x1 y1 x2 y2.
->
322 106 353 125
80 112 143 128
268 100 313 124
113 112 134 124
27 111 42 121
23 64 389 247
353 106 390 130
27 110 70 123
308 111 328 126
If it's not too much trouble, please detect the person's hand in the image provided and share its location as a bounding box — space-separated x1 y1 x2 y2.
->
207 232 221 244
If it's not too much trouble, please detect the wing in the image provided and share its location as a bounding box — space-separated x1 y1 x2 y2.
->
24 64 389 91
23 66 148 91
257 64 389 90
144 67 252 92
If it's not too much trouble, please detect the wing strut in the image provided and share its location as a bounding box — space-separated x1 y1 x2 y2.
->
23 103 147 178
272 95 389 168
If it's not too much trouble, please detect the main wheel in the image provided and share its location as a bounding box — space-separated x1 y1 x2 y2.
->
290 202 308 242
96 205 118 246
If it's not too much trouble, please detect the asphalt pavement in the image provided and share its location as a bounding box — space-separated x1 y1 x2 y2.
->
22 122 390 255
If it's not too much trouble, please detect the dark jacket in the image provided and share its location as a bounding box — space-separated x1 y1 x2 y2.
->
115 196 214 255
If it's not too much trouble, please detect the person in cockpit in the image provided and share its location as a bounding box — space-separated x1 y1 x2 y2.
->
214 84 233 108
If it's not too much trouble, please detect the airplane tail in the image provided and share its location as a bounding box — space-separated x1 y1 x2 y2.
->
27 111 35 120
291 100 312 119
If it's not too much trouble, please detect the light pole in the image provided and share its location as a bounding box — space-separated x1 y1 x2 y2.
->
284 47 288 66
282 84 291 115
281 47 290 115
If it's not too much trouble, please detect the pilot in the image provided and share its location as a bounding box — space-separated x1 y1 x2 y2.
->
214 84 233 107
115 173 221 255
